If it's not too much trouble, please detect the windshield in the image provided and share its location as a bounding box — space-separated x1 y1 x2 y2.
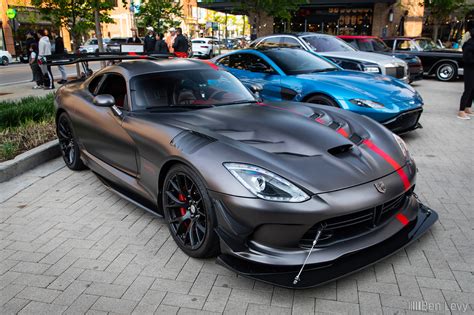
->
415 39 437 51
263 49 337 75
131 69 256 110
302 35 355 52
357 38 390 52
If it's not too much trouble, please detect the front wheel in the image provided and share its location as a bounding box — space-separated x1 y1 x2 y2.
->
57 113 86 170
305 94 339 107
1 56 9 66
435 63 457 81
163 164 219 258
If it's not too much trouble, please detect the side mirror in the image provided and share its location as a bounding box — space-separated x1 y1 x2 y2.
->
93 94 115 107
246 83 263 94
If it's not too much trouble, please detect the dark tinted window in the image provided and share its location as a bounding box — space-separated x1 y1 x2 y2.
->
344 39 359 49
280 37 302 48
258 37 281 48
130 70 255 110
97 74 128 109
356 38 390 52
384 40 394 49
263 49 337 75
226 53 275 73
215 55 230 67
301 35 355 52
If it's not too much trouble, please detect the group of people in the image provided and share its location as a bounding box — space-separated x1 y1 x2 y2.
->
26 29 67 90
142 26 189 57
459 20 474 120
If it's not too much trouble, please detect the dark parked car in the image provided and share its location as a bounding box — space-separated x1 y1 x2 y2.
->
338 36 423 83
51 55 437 288
383 37 464 81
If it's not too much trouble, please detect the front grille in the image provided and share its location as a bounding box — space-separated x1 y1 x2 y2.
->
384 109 423 134
299 190 412 248
386 66 406 79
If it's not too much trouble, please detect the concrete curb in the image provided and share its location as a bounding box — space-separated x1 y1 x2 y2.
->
0 140 60 183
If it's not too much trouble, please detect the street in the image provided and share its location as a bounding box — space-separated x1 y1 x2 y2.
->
0 62 102 87
0 78 472 314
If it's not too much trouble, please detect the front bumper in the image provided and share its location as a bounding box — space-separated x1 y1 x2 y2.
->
217 203 437 288
382 108 423 134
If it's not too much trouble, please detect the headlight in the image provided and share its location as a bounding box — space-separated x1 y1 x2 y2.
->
349 99 385 109
223 163 310 202
392 133 409 158
363 65 381 73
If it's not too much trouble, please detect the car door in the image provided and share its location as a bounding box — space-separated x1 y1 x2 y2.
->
218 53 282 101
74 73 138 176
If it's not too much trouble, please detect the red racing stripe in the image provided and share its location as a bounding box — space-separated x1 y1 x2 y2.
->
337 128 349 138
202 60 219 70
362 139 410 190
395 213 409 226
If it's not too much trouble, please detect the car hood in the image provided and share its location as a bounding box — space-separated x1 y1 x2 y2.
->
294 71 420 105
148 102 409 193
318 51 405 65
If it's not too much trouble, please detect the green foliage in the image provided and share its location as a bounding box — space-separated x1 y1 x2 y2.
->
237 0 307 21
0 142 18 161
136 0 183 34
30 0 120 47
425 0 470 20
0 94 55 130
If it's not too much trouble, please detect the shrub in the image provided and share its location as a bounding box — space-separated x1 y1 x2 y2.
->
0 94 55 130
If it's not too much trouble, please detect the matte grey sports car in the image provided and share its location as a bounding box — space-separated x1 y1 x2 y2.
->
54 57 437 288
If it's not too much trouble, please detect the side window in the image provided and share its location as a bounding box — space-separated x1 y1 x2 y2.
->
280 37 302 49
215 56 230 67
345 39 359 50
384 40 394 50
245 54 276 74
228 54 246 70
97 74 128 110
396 40 411 51
88 75 103 95
258 37 281 48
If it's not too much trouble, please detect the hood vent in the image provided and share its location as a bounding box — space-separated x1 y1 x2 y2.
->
171 131 216 154
328 144 353 156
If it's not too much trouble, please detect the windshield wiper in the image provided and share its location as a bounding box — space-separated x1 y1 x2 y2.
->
311 68 338 73
216 100 258 106
145 104 215 110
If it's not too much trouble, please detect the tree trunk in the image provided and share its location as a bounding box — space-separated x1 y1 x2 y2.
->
433 23 440 42
94 6 105 68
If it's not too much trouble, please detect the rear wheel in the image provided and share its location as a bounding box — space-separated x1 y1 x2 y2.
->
305 94 339 107
163 164 219 258
435 62 457 81
57 113 86 170
1 56 8 66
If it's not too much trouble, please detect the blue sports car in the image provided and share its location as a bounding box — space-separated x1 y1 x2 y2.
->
212 48 424 133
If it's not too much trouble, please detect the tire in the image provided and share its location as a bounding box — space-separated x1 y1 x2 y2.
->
57 113 86 170
305 94 339 107
1 56 8 66
162 164 219 258
435 62 457 81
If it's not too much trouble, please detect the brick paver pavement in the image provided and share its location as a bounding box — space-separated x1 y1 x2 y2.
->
0 79 473 314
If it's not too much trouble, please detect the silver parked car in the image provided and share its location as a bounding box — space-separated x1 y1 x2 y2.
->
251 33 409 82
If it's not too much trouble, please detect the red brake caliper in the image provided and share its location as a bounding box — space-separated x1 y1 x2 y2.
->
178 194 187 216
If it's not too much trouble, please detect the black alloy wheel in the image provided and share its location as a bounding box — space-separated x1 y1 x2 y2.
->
306 94 339 107
163 165 219 258
57 113 86 170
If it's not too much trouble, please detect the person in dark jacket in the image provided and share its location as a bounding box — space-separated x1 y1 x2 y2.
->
172 28 189 58
127 30 141 43
143 27 156 53
51 31 67 84
458 22 474 120
154 33 169 54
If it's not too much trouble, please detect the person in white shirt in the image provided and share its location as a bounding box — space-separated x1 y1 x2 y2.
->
37 29 55 90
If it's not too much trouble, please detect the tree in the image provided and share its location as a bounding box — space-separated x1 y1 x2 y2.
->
31 0 118 73
424 0 471 40
135 0 183 34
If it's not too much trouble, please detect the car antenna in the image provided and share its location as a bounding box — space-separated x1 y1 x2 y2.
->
293 222 326 286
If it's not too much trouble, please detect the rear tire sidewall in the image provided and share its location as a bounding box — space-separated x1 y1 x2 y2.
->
436 63 456 81
163 164 219 258
57 113 86 170
1 56 8 66
305 94 339 107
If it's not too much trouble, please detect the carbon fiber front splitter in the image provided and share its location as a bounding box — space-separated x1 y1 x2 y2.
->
216 204 437 289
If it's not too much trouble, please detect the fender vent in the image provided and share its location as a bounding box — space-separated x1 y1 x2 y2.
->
327 144 353 156
170 131 216 154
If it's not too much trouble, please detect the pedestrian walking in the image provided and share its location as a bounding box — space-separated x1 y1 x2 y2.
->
165 28 177 54
127 30 141 43
29 43 43 89
25 31 38 81
143 27 156 53
458 21 474 120
154 33 169 54
51 31 67 84
172 28 189 58
37 29 55 90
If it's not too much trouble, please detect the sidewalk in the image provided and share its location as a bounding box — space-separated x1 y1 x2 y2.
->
0 81 58 102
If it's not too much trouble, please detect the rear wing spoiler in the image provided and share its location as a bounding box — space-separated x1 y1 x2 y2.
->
45 52 174 66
